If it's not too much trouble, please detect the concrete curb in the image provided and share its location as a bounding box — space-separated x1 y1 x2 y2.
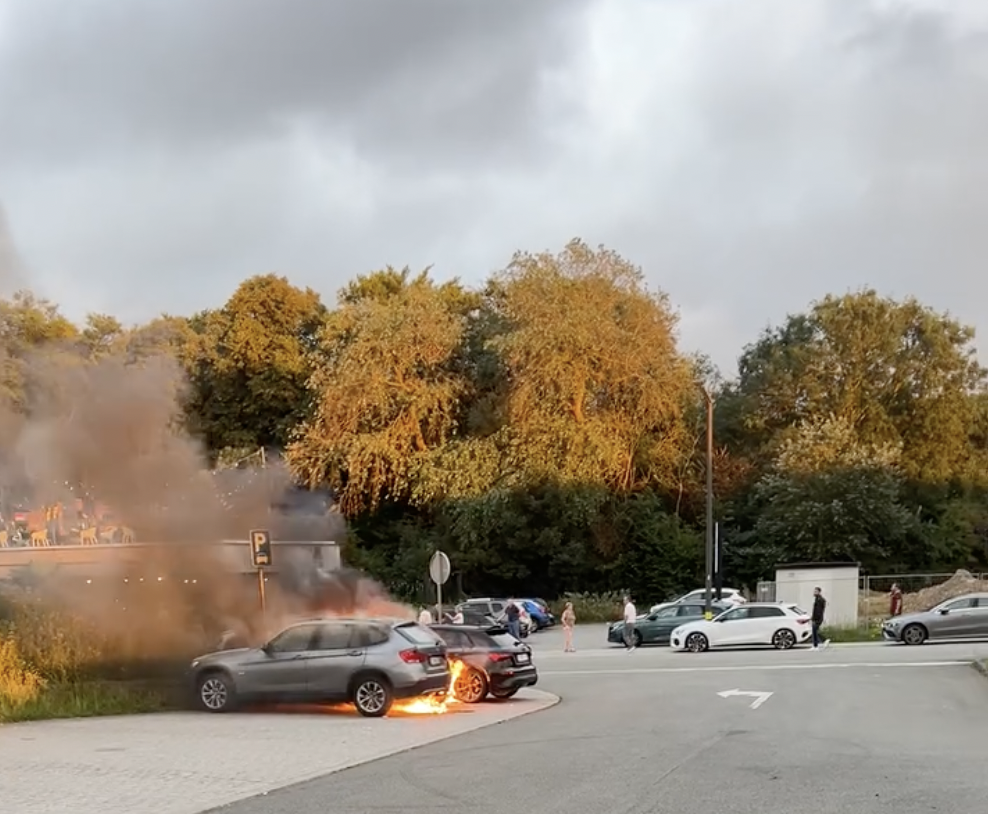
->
202 689 561 813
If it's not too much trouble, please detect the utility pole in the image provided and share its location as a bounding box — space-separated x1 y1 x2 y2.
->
703 387 714 620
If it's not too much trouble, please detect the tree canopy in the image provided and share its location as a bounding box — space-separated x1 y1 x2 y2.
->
1 251 987 604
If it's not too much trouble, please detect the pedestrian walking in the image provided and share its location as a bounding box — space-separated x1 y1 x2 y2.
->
889 583 903 617
622 595 638 651
811 587 829 650
505 600 522 640
561 601 576 652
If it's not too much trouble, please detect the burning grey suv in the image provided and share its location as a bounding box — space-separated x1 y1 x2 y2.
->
190 618 449 717
882 592 988 645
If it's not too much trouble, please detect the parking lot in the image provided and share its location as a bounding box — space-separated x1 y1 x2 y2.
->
5 622 988 814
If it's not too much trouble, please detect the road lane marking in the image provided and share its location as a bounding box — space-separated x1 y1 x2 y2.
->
538 660 969 676
717 688 773 709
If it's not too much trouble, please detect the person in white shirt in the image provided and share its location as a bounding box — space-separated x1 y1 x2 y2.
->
622 595 637 650
418 607 433 625
452 610 464 624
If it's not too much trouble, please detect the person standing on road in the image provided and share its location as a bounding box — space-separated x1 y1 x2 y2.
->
561 601 576 652
505 600 522 640
622 595 638 651
418 606 433 625
889 583 903 617
811 587 830 650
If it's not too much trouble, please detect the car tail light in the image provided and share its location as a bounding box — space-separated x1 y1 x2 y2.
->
796 617 810 625
488 652 513 662
399 649 427 663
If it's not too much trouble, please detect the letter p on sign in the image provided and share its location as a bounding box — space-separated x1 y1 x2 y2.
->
250 529 272 567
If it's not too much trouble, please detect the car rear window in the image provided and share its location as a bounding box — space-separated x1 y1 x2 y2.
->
395 623 442 645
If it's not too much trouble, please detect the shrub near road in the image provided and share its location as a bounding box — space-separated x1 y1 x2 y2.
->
0 599 176 723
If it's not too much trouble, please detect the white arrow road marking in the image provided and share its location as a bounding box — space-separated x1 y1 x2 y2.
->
717 688 773 709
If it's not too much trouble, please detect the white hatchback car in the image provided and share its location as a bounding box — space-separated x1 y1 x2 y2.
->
650 588 746 615
669 602 812 652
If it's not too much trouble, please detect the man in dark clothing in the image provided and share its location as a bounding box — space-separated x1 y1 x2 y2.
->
505 601 522 640
811 587 829 650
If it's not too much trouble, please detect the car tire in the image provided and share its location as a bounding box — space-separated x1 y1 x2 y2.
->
772 628 796 650
352 674 394 718
490 687 519 700
685 632 708 653
632 630 643 648
454 667 489 704
901 623 928 646
196 671 236 713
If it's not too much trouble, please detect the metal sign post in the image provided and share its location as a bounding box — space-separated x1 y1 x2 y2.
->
429 550 451 620
250 529 272 613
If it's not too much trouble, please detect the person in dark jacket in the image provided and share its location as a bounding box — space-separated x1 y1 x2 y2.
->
505 601 522 640
811 587 829 650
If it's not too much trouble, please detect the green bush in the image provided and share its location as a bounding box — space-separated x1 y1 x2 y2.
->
0 594 181 723
551 592 624 624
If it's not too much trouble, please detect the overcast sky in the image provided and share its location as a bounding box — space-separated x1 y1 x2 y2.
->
1 0 987 376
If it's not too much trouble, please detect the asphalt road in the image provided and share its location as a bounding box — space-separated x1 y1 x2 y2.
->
212 626 988 814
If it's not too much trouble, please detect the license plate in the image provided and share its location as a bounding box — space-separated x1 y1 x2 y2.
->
515 653 530 664
429 656 444 667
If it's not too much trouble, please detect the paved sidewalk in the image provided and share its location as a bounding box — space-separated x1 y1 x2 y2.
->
2 690 558 814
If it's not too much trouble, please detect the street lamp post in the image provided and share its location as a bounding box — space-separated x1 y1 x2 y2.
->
702 387 714 620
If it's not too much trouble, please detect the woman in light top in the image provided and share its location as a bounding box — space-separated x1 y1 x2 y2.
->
561 601 576 652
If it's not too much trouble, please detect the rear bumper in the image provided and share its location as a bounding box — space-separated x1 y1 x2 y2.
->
490 666 539 692
393 673 450 700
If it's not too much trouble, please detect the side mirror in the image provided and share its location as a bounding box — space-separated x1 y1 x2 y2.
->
939 608 950 615
261 642 274 655
647 614 658 621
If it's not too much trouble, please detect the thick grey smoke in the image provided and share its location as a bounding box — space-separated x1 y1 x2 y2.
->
0 210 408 660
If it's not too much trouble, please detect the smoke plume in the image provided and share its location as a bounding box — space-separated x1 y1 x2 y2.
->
0 210 411 665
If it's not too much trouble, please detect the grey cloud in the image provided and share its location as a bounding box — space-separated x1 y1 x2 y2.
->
3 0 988 378
0 0 592 172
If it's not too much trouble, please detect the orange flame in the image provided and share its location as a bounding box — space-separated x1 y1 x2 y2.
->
392 657 469 715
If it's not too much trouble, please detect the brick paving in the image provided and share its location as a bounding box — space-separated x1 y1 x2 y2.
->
3 691 557 814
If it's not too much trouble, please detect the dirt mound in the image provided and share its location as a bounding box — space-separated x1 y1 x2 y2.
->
903 570 988 613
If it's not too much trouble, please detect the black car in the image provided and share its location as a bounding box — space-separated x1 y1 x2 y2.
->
430 624 538 702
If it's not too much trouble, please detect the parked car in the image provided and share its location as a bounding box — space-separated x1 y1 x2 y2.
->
457 598 531 637
669 602 812 652
189 618 449 718
608 601 731 647
650 588 746 614
882 592 988 645
430 623 538 701
518 599 556 630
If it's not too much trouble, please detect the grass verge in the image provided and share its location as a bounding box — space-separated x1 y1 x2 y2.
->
820 621 882 642
1 680 174 723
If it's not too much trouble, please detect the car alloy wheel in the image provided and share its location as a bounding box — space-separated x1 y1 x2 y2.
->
455 667 489 704
198 673 233 712
772 629 796 650
686 632 708 653
902 624 927 646
354 678 393 717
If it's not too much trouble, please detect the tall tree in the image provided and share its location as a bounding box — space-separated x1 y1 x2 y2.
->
485 238 696 493
184 274 327 456
732 290 986 483
287 274 470 515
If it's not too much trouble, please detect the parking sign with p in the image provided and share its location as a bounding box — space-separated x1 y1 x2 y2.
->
250 529 272 567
